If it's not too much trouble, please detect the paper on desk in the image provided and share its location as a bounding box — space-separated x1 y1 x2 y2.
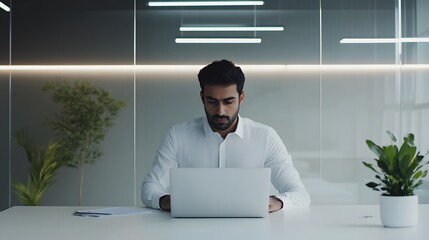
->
74 207 155 217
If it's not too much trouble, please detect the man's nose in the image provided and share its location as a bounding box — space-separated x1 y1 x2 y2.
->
216 103 226 116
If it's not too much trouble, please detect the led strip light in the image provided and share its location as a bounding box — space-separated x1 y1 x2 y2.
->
1 64 429 72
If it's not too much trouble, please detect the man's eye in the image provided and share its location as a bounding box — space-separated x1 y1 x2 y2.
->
224 101 233 104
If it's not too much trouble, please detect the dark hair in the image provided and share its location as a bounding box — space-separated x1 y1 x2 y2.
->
198 59 245 94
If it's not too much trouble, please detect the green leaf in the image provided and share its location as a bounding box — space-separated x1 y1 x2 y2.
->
384 145 398 173
400 144 416 163
399 154 412 175
404 133 415 146
422 170 428 178
362 162 380 174
386 131 397 142
366 182 380 189
376 158 389 175
366 140 383 157
413 171 423 179
405 158 420 179
366 182 379 187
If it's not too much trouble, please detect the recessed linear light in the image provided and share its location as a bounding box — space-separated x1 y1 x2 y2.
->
180 26 284 32
0 65 285 71
0 1 10 12
286 64 429 71
175 38 262 43
148 1 264 7
340 38 429 43
286 64 399 71
1 64 429 72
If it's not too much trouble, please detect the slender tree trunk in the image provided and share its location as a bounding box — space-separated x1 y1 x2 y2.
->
78 156 85 206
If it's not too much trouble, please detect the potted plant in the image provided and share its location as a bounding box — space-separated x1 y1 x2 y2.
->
12 131 62 206
43 81 127 205
363 131 428 227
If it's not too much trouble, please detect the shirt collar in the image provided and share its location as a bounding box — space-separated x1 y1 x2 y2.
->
203 115 244 139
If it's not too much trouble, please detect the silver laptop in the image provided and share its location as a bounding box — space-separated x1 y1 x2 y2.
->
170 168 271 218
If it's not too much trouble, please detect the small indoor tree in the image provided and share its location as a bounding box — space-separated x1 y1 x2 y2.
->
43 81 127 205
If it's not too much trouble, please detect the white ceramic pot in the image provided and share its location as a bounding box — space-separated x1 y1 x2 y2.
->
379 195 418 228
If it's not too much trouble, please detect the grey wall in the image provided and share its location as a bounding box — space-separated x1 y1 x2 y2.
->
1 0 429 208
0 75 9 211
0 6 10 211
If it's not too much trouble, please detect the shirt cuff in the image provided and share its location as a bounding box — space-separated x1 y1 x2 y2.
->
151 192 166 209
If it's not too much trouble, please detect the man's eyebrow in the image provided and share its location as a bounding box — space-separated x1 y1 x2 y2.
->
205 96 236 101
223 97 236 101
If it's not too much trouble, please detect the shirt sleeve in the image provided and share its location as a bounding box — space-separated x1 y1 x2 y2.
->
141 127 178 209
264 128 311 209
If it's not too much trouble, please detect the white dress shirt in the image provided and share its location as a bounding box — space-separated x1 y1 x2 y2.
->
141 115 311 210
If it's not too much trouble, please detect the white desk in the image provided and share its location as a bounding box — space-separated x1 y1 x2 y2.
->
1 205 428 240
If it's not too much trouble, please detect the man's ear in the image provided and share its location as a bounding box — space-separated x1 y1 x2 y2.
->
239 91 245 104
200 90 204 103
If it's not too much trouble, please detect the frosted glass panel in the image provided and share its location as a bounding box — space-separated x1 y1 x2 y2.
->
136 71 202 205
11 2 133 64
322 0 396 64
401 70 429 204
137 4 319 64
319 71 399 204
10 72 135 206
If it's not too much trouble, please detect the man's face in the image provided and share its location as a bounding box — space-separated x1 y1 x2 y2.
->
201 84 244 132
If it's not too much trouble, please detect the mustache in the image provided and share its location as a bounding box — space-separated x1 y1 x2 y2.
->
212 115 229 120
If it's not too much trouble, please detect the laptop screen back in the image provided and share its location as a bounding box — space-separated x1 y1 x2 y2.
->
170 168 271 218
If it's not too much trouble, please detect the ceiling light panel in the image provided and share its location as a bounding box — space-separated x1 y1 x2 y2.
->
175 38 262 43
0 1 10 12
180 26 284 31
148 1 264 7
340 38 429 44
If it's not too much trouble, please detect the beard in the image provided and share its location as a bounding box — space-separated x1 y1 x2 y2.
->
205 106 240 132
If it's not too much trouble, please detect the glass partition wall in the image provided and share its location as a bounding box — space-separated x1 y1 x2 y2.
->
1 0 428 210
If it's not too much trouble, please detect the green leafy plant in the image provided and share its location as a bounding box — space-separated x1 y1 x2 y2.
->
43 81 127 205
363 131 429 196
12 131 62 206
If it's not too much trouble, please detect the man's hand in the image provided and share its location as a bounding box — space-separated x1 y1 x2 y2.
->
159 195 171 211
269 196 283 213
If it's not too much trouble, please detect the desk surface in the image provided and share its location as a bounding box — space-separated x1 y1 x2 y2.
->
1 205 428 240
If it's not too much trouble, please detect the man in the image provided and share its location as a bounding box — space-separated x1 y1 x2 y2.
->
141 60 310 213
